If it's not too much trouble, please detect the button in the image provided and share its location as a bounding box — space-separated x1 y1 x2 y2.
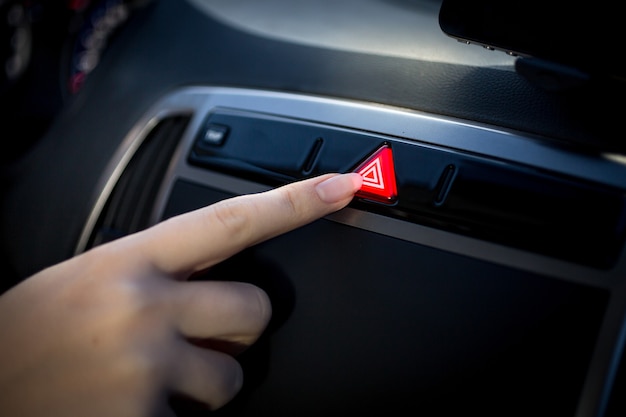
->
200 123 229 146
353 144 397 204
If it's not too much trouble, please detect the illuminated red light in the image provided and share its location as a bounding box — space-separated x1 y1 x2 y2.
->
67 0 91 11
353 144 398 204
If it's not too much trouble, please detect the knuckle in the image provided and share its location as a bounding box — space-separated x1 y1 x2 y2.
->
208 199 254 240
278 186 301 221
115 348 166 393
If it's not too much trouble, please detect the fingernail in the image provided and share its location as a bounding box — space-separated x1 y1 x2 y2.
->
315 173 363 204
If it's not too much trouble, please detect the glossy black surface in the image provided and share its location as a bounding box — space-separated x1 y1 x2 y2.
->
189 110 626 268
439 0 624 81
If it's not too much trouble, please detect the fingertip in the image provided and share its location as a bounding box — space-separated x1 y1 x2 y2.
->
211 356 244 411
230 359 245 400
170 346 245 412
238 282 273 336
314 173 363 204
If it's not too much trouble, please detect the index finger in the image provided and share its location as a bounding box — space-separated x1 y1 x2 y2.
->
134 173 362 277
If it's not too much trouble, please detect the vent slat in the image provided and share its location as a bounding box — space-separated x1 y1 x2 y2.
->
88 115 191 249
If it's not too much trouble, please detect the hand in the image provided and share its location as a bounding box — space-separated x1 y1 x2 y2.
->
0 173 362 417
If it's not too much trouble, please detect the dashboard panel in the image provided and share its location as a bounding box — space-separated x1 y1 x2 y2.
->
73 86 626 417
2 1 626 416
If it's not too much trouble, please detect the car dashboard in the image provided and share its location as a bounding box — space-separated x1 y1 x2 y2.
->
1 1 626 416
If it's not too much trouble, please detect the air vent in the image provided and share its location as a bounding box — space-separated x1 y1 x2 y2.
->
85 114 191 249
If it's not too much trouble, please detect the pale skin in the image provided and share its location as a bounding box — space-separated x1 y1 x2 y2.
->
0 172 363 417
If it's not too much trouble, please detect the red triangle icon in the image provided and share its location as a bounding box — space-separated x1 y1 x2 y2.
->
353 144 397 204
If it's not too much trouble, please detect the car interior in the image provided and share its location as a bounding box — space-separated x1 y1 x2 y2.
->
1 0 625 416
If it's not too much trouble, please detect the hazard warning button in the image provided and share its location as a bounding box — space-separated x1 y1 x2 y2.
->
353 144 397 204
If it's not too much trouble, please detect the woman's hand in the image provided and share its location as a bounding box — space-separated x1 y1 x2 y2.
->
0 173 362 417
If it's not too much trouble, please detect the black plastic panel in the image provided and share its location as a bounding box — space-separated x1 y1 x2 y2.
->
188 110 626 269
163 179 609 417
190 109 381 184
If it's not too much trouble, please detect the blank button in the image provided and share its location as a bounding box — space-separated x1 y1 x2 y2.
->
201 123 229 146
